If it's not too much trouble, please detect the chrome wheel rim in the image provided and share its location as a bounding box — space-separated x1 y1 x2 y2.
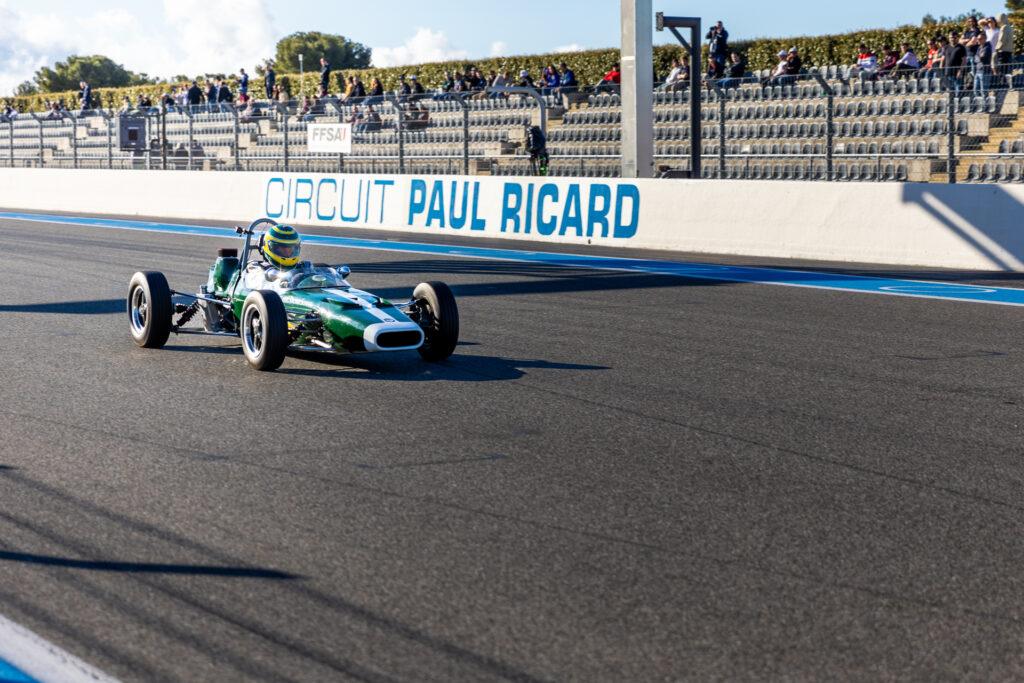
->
130 286 148 335
243 306 264 358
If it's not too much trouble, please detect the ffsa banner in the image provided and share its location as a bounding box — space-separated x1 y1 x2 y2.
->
306 123 352 154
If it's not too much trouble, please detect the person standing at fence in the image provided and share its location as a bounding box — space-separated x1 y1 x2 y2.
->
238 68 249 96
263 66 275 101
972 31 993 94
77 81 91 112
217 78 234 112
204 80 217 112
706 21 729 72
944 31 967 92
187 80 202 111
994 14 1014 76
319 58 330 97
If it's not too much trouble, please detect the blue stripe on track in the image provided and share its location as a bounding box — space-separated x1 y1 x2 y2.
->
0 659 37 683
3 210 1024 307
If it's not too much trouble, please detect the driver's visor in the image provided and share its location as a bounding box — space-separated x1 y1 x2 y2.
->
268 239 299 260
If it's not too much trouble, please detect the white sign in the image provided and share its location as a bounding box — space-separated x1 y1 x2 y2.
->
307 123 352 154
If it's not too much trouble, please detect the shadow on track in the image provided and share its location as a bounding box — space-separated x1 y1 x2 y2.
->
0 299 123 314
278 349 609 381
0 550 297 578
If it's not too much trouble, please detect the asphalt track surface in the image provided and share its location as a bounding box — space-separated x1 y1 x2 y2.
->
3 213 1024 682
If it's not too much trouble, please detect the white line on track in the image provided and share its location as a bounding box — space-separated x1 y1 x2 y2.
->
0 612 120 683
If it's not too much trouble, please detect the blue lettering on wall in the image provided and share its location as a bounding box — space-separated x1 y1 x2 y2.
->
449 181 468 229
559 184 583 236
316 179 337 220
426 180 446 228
500 183 523 232
409 179 427 225
293 178 314 219
374 180 394 223
587 184 611 237
536 184 559 235
339 179 362 223
469 181 485 230
614 184 640 238
265 177 285 218
523 183 533 234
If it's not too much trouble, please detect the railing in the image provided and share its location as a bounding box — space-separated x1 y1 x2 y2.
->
2 63 1023 183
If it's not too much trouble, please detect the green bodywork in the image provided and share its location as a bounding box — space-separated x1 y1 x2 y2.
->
205 255 423 354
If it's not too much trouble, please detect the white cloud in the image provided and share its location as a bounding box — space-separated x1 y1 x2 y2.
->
489 41 508 58
553 44 584 53
372 28 469 68
0 0 276 96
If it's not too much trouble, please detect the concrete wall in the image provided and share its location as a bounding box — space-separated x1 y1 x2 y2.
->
3 167 1024 271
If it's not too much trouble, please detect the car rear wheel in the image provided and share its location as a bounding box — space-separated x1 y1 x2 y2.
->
128 271 172 348
413 281 459 361
241 290 289 371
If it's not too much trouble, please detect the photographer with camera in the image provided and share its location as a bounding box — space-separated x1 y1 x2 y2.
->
706 21 729 72
524 125 549 176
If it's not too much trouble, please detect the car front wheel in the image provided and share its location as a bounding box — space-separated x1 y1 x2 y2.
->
127 270 172 348
413 281 459 361
241 290 289 371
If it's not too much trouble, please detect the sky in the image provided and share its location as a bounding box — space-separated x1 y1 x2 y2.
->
0 0 1001 95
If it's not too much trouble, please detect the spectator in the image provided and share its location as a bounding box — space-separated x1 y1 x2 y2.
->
174 85 186 108
490 70 507 98
319 58 330 95
762 50 789 86
217 78 234 111
661 58 685 91
944 31 967 91
205 80 217 111
264 65 275 100
187 80 203 109
961 16 981 62
557 62 578 94
441 71 455 93
596 62 621 92
995 13 1014 76
453 71 468 92
918 39 939 77
351 76 366 100
705 56 723 83
238 68 249 95
849 44 878 77
77 81 91 112
541 66 559 93
2 103 17 120
160 91 174 110
117 96 132 115
873 46 898 80
410 74 425 100
891 43 920 79
238 93 256 122
44 101 63 120
972 31 993 94
396 74 411 102
769 47 801 86
275 84 290 104
338 76 353 101
518 69 535 88
365 77 384 106
706 20 729 71
717 52 746 89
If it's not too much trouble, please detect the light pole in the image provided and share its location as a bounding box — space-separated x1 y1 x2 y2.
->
298 54 304 96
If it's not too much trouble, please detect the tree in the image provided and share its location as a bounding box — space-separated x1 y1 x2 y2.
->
1008 0 1024 16
33 55 154 93
273 32 371 72
922 14 937 26
14 81 38 96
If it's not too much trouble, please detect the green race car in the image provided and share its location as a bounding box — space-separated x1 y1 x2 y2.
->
128 218 459 371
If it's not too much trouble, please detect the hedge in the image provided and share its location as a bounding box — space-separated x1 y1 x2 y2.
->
5 15 1023 114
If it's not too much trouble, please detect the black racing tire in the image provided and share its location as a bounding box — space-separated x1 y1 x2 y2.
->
241 290 289 371
414 281 459 361
127 271 172 349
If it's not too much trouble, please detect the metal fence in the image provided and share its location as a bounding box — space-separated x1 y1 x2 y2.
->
2 66 1023 183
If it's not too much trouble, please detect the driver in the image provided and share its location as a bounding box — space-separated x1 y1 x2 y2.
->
262 223 302 269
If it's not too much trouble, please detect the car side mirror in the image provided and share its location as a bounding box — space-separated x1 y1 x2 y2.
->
336 266 351 278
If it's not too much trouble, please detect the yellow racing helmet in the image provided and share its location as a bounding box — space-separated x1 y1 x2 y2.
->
262 224 301 268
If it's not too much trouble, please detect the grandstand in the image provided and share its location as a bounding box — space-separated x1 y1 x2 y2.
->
3 63 1024 183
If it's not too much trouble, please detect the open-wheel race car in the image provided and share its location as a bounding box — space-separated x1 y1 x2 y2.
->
127 218 459 371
